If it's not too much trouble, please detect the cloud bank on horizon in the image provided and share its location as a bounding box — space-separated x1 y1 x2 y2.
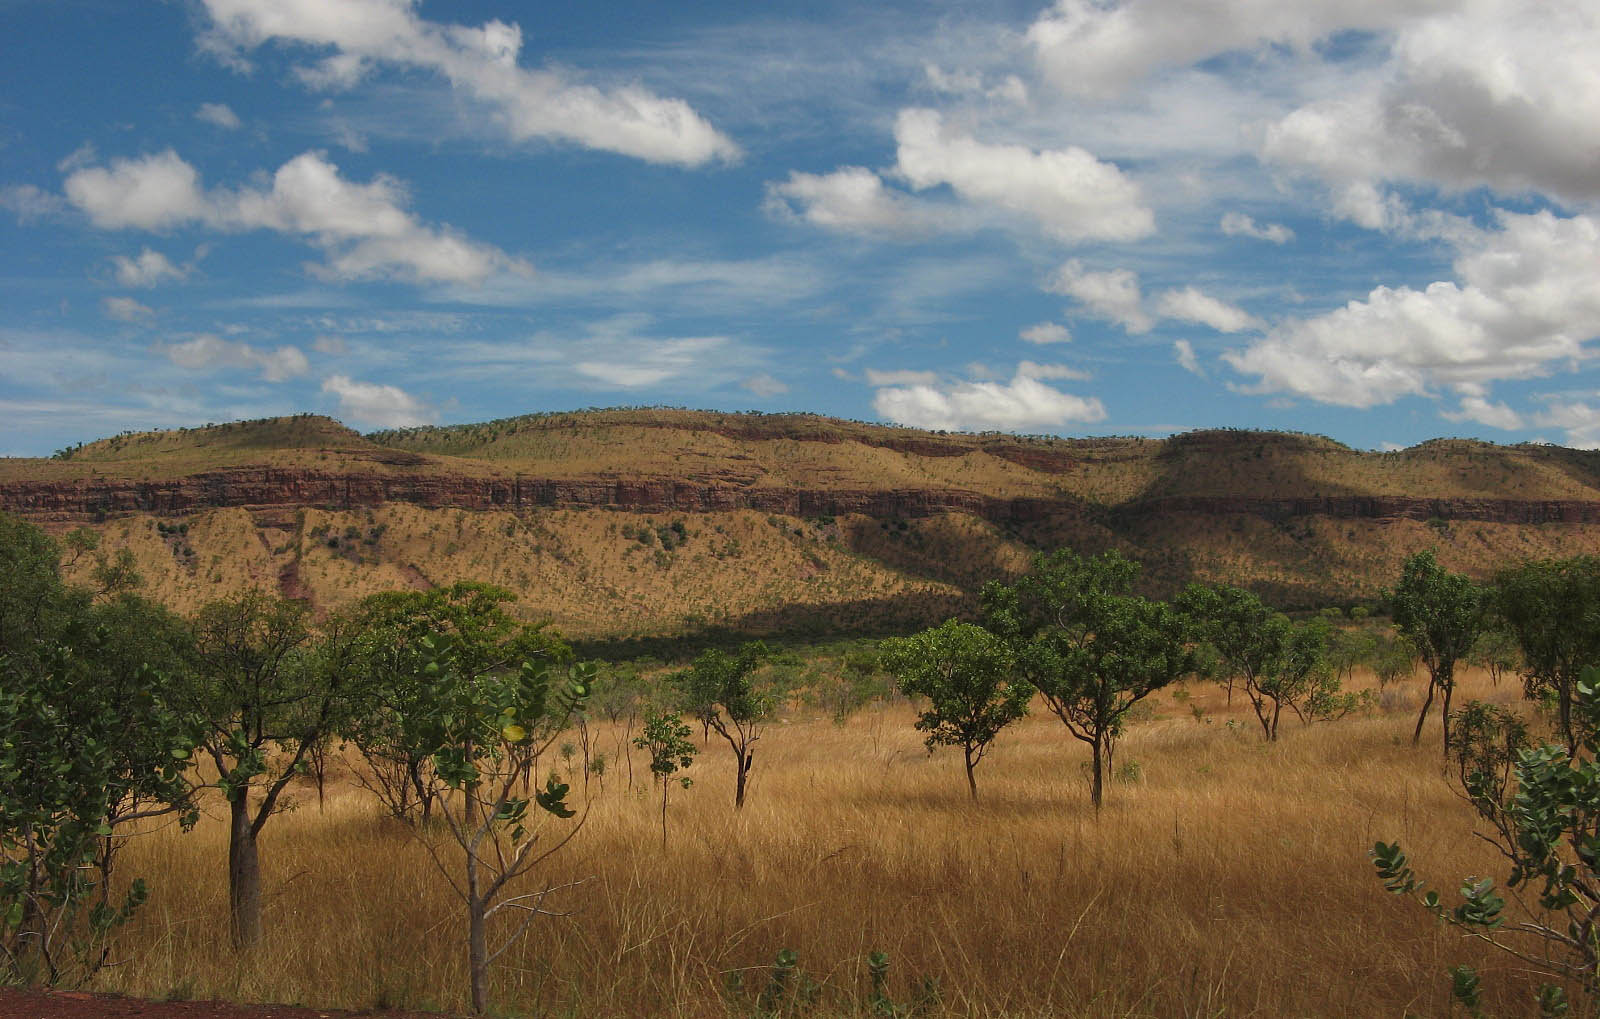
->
1 0 1598 453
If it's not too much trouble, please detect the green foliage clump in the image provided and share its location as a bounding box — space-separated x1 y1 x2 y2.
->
634 712 696 850
1372 672 1600 1016
0 513 196 986
881 620 1029 801
1495 557 1600 752
986 549 1195 808
672 642 771 808
1391 549 1484 750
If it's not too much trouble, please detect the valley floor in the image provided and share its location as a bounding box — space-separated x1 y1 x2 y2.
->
83 669 1554 1017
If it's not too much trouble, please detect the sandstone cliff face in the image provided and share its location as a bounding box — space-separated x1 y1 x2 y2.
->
7 467 1600 526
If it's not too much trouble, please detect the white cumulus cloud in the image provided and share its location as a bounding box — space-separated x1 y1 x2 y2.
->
161 334 310 382
1027 0 1438 99
1155 286 1262 333
64 149 521 285
102 296 154 322
873 362 1106 433
764 167 948 237
1261 3 1600 204
1224 209 1600 410
198 0 737 167
769 109 1152 246
322 373 435 428
196 102 242 129
1174 339 1204 376
1047 260 1153 334
1020 322 1072 345
111 248 189 287
63 150 207 230
1534 401 1600 449
1442 388 1523 431
893 108 1154 244
1220 211 1293 244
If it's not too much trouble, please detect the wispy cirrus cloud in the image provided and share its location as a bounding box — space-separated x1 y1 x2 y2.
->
160 334 310 382
197 0 738 167
111 248 190 287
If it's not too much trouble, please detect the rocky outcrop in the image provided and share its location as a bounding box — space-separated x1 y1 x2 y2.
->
1113 495 1600 525
0 468 1064 522
6 467 1600 527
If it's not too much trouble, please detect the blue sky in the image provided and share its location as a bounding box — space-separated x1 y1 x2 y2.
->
3 0 1599 456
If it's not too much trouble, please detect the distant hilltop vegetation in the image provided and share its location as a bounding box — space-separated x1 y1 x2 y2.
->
6 409 1600 640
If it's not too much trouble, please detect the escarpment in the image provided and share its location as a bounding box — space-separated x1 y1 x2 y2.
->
10 410 1600 635
6 467 1600 527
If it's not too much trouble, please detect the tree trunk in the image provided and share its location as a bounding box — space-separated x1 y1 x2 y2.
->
18 822 45 980
660 781 670 851
1439 664 1454 753
227 795 262 949
964 746 978 801
1270 699 1282 741
1412 674 1437 747
733 747 751 810
466 856 489 1015
624 713 636 794
1559 676 1577 755
1247 683 1271 740
1089 736 1104 811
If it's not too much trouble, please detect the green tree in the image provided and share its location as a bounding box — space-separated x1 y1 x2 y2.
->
346 583 552 826
880 620 1029 801
984 549 1194 809
60 526 98 567
87 547 141 600
816 646 890 725
1325 625 1376 689
634 712 696 850
1371 675 1600 1014
1391 550 1485 751
1468 625 1522 688
672 642 771 809
1266 618 1346 733
1176 584 1274 710
1371 632 1419 690
588 663 649 793
397 623 593 1015
0 515 196 985
1179 585 1341 741
183 590 352 948
1495 557 1600 753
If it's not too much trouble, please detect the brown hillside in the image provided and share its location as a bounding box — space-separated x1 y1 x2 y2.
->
7 410 1600 637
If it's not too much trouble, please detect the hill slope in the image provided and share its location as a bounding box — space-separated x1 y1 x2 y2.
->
6 410 1600 638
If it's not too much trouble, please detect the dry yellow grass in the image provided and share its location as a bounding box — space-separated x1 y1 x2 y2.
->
94 668 1564 1018
59 500 1600 637
57 506 970 638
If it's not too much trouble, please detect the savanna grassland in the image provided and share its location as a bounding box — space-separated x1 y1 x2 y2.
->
94 666 1543 1019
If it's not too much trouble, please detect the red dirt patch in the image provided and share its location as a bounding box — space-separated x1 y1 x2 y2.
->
0 990 445 1019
